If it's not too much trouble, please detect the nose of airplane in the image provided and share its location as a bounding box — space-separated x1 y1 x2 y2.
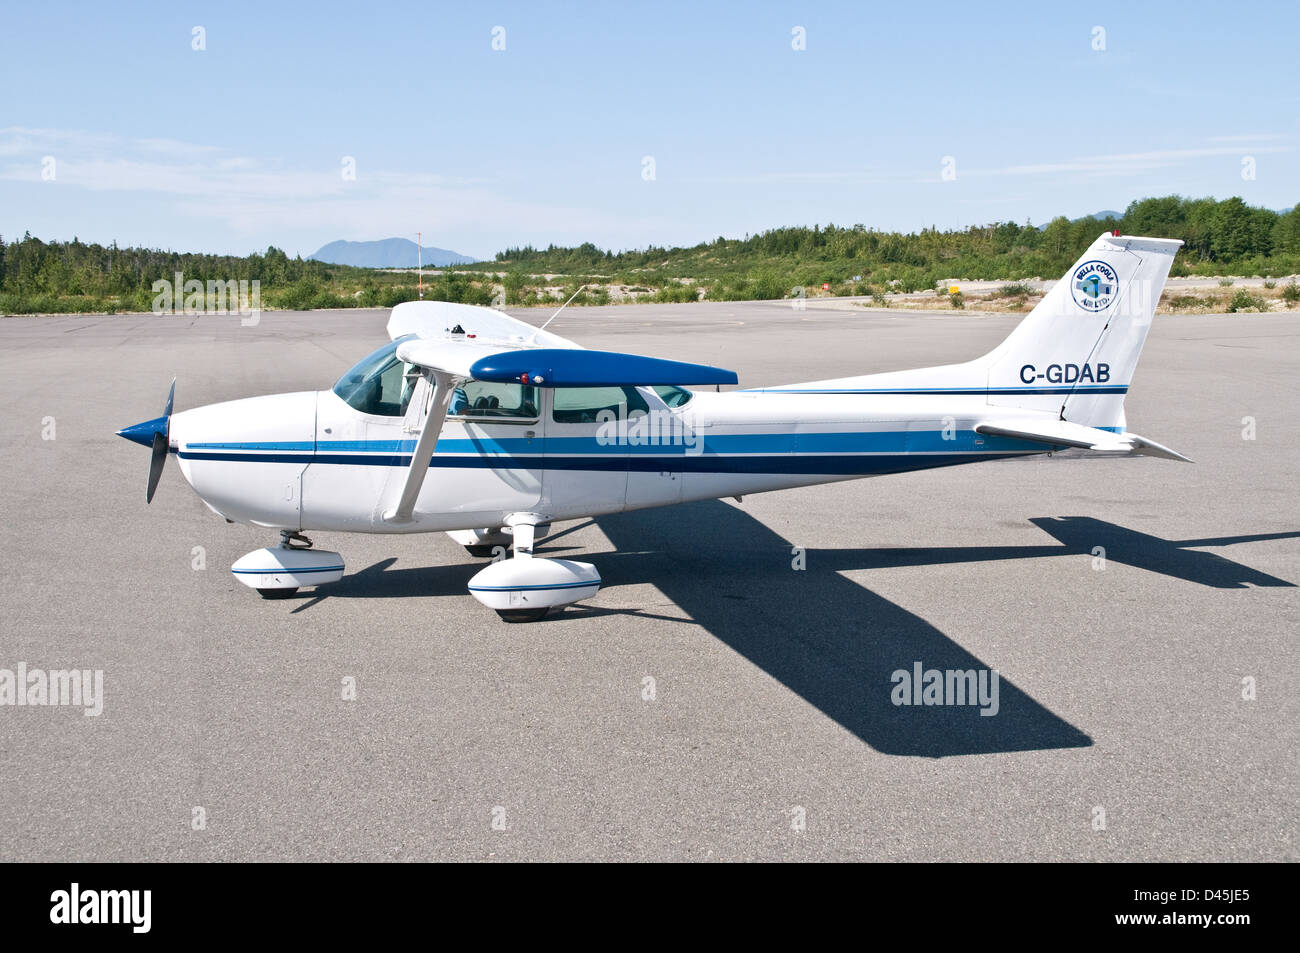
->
116 414 170 447
117 379 177 503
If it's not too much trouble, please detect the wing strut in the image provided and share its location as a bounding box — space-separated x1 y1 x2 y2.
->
383 370 458 523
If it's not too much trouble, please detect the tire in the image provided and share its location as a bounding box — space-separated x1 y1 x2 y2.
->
496 607 549 623
257 587 299 599
465 544 502 558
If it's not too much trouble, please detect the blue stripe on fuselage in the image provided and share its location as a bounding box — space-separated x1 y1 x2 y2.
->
742 385 1129 395
179 425 1125 476
179 449 1033 476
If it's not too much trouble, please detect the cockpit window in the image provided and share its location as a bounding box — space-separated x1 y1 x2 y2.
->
332 340 418 417
449 380 539 421
652 384 693 408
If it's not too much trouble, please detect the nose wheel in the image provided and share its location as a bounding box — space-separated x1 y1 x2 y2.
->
497 607 551 623
232 531 345 598
258 587 299 599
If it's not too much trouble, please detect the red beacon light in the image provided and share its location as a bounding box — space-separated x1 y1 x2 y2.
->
1112 229 1121 236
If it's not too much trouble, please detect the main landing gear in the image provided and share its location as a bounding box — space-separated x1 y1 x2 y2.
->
466 515 600 623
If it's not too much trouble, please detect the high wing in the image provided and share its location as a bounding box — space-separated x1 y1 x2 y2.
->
975 418 1191 462
387 300 735 385
379 300 738 523
388 299 581 348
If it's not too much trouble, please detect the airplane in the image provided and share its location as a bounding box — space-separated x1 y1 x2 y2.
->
118 231 1189 622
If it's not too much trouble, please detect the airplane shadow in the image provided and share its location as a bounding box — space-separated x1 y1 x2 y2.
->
289 557 471 613
825 517 1297 589
292 505 1294 757
590 503 1297 758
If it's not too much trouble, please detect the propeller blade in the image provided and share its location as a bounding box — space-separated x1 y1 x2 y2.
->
120 378 177 502
146 431 168 503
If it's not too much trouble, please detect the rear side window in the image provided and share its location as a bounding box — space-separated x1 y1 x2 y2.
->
652 384 693 407
552 386 649 424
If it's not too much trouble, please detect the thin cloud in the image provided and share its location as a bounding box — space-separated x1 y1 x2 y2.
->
659 143 1296 188
0 126 663 251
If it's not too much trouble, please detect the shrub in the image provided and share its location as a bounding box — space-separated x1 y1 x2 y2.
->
949 292 965 309
652 282 696 303
1281 282 1300 304
996 282 1034 298
750 271 787 300
1218 278 1235 287
379 286 419 308
1226 290 1267 313
1263 279 1277 289
896 270 930 293
1165 294 1203 311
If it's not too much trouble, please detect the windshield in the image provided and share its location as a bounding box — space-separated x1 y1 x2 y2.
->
332 340 418 417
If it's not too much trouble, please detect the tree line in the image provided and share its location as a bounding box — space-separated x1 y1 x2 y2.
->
491 196 1300 286
3 195 1298 314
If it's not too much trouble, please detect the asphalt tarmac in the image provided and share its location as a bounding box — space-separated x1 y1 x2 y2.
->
0 299 1295 861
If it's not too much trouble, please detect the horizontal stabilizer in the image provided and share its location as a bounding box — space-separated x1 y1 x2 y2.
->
976 420 1191 462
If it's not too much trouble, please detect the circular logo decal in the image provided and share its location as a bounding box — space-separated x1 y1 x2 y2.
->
1070 260 1119 312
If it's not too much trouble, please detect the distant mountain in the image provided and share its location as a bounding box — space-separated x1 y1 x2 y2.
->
309 238 476 268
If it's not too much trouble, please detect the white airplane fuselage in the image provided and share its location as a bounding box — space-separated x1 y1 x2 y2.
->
169 381 1065 535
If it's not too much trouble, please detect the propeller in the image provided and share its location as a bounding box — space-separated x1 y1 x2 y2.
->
116 379 176 504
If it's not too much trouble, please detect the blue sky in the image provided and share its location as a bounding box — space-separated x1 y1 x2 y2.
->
2 0 1297 259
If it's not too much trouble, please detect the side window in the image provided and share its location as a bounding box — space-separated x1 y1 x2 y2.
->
552 386 649 424
449 380 539 421
652 385 693 408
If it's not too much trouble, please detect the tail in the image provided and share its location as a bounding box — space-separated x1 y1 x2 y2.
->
770 231 1189 461
979 231 1182 430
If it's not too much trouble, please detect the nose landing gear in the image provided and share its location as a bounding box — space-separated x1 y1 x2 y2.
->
231 530 345 599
